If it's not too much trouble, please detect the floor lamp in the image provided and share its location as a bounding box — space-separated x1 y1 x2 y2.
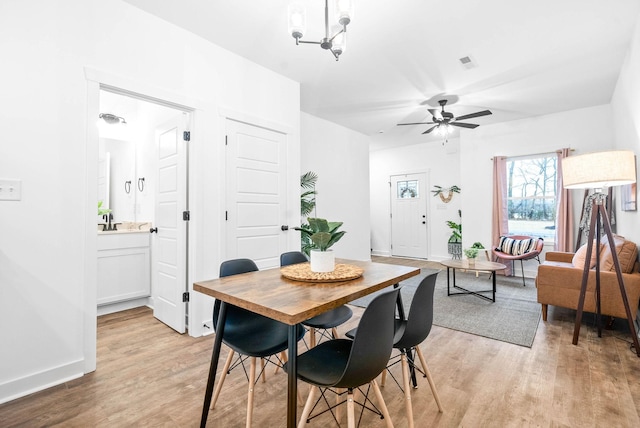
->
562 150 640 357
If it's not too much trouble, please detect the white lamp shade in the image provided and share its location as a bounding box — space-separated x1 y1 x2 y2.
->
562 150 637 189
288 2 307 37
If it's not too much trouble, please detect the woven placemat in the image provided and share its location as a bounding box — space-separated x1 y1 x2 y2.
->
280 263 364 283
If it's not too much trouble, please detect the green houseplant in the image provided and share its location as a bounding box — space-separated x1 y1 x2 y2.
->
296 217 346 272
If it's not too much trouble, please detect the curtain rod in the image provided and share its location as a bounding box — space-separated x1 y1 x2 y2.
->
490 148 574 161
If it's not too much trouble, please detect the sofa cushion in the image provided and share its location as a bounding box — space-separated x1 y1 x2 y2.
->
497 236 537 256
599 235 638 273
572 240 603 269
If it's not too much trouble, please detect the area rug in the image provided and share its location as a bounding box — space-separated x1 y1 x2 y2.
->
350 268 541 347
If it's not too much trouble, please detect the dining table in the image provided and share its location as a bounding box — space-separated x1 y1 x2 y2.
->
193 258 421 428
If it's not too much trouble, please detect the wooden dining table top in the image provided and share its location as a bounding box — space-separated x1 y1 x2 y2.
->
193 259 421 325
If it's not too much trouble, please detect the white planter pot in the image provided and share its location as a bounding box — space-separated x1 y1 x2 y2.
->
310 250 335 273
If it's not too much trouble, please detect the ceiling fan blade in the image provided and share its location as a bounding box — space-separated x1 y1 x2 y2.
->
422 125 438 134
454 110 492 121
428 108 442 120
450 122 479 129
397 122 435 126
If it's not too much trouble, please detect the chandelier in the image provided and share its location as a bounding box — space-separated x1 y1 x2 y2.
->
288 0 354 61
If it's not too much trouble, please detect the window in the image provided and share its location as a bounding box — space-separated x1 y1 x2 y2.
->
397 180 418 199
506 154 557 241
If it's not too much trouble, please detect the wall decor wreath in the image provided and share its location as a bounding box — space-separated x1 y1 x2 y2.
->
431 185 461 203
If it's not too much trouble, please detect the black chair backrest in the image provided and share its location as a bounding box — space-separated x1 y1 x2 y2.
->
280 251 308 266
335 288 401 388
213 258 259 330
394 272 438 350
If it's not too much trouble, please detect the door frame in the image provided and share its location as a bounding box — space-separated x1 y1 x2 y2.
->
83 67 204 373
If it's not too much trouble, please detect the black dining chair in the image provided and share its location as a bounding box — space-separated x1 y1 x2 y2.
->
210 258 306 427
280 251 353 347
287 287 401 428
346 271 443 428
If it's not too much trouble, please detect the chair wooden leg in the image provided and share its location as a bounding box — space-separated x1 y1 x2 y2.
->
415 347 443 412
346 389 356 428
211 349 235 410
246 357 257 428
260 357 267 382
310 328 317 348
297 386 318 428
381 368 387 387
541 304 548 321
371 379 394 428
331 327 339 339
400 354 414 428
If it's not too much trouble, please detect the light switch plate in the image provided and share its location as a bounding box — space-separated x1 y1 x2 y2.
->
0 179 22 201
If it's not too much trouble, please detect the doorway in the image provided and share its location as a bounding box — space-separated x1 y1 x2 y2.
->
390 172 429 259
97 88 191 333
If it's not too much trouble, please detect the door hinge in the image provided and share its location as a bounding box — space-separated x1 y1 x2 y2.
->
183 211 190 221
182 292 190 302
183 131 191 141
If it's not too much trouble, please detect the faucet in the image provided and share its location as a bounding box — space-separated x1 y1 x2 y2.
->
108 213 114 230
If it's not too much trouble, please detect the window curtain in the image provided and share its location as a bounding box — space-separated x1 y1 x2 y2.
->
555 148 574 251
492 156 512 275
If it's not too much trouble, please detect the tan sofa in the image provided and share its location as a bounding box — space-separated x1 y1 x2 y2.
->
536 235 640 322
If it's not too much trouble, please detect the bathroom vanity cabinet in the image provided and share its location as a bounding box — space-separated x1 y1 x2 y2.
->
97 231 150 308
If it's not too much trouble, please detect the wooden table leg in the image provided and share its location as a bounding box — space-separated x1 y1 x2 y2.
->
200 302 228 427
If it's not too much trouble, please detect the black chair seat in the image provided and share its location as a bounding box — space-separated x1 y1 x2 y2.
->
285 288 401 427
290 339 352 387
302 305 353 329
222 308 306 356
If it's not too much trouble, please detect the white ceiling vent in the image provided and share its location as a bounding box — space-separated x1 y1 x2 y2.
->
459 55 477 70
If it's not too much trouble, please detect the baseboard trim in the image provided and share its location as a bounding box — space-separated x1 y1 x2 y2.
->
0 358 84 405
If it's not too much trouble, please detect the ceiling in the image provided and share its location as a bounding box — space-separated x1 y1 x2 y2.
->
124 0 640 150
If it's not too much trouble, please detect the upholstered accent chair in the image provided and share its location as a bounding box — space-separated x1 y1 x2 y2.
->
536 235 640 322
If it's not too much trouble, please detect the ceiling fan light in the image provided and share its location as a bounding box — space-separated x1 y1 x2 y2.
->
288 2 307 39
335 0 353 26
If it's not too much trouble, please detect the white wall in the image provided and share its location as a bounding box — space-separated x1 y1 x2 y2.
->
369 105 614 267
612 14 640 243
461 104 614 257
0 0 300 403
369 138 462 259
300 113 371 261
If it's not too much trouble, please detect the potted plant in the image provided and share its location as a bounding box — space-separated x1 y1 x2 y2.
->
296 217 346 272
446 209 462 258
463 247 479 265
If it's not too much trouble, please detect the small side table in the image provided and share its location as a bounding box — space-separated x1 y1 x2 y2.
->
440 259 507 302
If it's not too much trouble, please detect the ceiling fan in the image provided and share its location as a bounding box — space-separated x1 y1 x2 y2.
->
397 99 492 135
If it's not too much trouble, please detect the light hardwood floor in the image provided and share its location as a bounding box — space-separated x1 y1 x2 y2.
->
2 256 640 427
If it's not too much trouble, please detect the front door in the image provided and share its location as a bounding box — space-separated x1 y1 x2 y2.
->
225 119 288 270
152 116 189 333
390 173 428 258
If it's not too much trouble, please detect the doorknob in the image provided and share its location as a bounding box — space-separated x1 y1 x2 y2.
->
281 225 289 231
149 227 158 234
422 221 426 224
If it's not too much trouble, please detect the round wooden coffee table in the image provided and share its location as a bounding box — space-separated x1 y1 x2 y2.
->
439 259 507 302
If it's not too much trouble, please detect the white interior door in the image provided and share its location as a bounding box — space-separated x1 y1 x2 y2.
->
225 119 288 270
152 116 188 333
391 173 428 258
